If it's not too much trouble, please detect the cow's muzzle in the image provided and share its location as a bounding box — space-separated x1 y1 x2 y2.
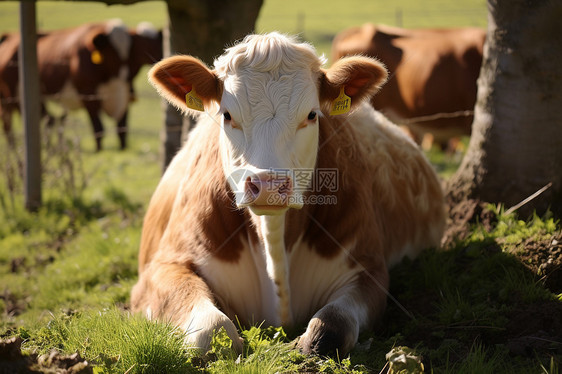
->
237 170 293 215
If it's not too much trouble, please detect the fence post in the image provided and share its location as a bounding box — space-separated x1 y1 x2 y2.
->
395 8 403 27
297 12 305 37
19 1 42 211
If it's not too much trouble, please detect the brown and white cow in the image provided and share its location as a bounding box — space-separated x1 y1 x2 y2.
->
0 19 162 150
131 32 446 356
331 24 485 149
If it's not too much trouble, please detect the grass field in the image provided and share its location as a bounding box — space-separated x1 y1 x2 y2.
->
0 0 487 58
1 1 561 373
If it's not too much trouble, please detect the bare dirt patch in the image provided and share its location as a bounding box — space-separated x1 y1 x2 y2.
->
0 336 92 374
517 232 562 294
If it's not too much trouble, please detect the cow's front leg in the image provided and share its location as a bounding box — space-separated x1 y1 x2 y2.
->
297 269 389 356
83 100 104 151
182 299 243 352
131 262 243 353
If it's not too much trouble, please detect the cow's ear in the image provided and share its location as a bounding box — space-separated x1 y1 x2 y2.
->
92 33 110 50
319 56 387 114
148 55 222 114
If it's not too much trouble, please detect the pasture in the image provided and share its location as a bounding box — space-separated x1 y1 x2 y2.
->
0 0 560 373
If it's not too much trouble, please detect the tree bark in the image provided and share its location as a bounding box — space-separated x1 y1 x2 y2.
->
447 0 562 218
161 0 263 171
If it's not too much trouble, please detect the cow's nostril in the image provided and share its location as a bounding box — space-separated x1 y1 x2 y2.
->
240 173 293 208
246 177 260 197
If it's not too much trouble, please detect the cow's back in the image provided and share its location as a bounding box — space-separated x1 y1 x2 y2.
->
348 104 445 265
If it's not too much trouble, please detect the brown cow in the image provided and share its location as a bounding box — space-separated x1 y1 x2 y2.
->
331 24 485 149
131 32 446 356
0 19 162 150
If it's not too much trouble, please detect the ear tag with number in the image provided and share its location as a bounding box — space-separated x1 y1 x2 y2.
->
185 88 205 112
91 50 103 64
329 86 351 115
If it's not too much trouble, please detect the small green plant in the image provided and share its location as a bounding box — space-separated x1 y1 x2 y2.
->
205 325 297 374
385 346 424 374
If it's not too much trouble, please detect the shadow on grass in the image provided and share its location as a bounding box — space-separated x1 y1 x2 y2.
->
355 239 562 372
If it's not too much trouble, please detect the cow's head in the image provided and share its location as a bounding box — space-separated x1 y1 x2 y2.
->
149 33 387 216
129 22 163 82
87 19 131 79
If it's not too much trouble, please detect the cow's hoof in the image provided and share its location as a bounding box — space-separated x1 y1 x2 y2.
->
297 307 358 356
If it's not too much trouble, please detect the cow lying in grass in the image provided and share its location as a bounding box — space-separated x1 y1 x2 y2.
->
131 32 445 356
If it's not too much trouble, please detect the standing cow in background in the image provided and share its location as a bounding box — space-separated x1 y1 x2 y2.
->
332 24 485 149
0 19 163 150
131 32 445 356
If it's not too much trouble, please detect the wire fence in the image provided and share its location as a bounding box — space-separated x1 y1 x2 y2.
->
262 6 488 42
1 6 487 142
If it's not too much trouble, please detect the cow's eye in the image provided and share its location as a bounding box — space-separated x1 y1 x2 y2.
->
307 111 317 121
223 112 232 121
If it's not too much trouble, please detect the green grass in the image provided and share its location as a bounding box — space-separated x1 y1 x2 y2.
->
0 1 168 32
27 308 195 374
1 1 561 373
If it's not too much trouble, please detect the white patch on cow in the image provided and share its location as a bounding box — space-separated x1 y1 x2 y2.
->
53 80 83 110
197 214 294 327
289 237 362 323
197 227 362 328
181 299 242 352
258 214 292 325
97 70 130 120
105 19 131 61
47 71 129 121
197 234 281 326
136 22 159 39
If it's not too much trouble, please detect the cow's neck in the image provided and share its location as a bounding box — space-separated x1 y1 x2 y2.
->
256 213 292 325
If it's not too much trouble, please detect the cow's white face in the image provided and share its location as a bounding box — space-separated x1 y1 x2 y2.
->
148 32 388 216
217 53 322 214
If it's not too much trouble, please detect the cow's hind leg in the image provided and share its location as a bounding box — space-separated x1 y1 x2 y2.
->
116 109 128 150
131 261 243 353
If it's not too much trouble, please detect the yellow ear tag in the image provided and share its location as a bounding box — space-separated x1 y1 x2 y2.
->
185 88 205 112
91 50 103 64
329 86 351 115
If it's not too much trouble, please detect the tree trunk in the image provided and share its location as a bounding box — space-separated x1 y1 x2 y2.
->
447 0 562 218
161 0 263 171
